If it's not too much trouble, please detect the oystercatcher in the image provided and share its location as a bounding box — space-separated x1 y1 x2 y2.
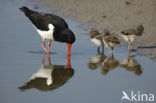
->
89 28 104 53
19 6 75 55
120 25 144 52
101 29 120 52
19 54 74 91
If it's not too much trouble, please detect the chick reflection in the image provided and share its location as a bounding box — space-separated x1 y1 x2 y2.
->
88 54 106 70
88 53 119 75
120 55 142 75
101 54 119 75
19 54 74 91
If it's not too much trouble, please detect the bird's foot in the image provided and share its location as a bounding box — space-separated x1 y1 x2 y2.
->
46 50 50 54
131 49 137 52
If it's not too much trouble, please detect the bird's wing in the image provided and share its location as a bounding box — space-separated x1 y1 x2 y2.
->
27 12 68 31
48 14 68 28
95 35 102 40
121 29 136 35
105 35 120 43
90 30 100 35
26 12 50 31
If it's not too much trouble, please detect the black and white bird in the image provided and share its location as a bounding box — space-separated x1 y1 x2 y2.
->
20 6 75 55
19 54 74 91
120 25 144 52
89 28 104 53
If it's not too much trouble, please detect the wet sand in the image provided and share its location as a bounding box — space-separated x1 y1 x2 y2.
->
40 0 156 61
0 0 156 103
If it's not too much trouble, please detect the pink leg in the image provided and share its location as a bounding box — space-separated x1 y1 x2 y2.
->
47 54 51 64
41 54 47 64
47 40 52 54
42 41 48 53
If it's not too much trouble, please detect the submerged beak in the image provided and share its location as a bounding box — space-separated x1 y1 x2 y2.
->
67 43 71 56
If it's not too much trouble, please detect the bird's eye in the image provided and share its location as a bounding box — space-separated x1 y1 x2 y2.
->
68 38 71 41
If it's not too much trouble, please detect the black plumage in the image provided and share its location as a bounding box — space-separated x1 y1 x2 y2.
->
20 6 68 30
20 6 75 55
20 6 75 44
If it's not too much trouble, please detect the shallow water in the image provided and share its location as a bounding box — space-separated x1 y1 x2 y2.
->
0 0 156 103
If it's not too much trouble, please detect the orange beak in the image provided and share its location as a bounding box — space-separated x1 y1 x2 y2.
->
67 55 71 68
67 43 71 56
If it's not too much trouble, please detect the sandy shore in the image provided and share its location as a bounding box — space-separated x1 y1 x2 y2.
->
38 0 156 60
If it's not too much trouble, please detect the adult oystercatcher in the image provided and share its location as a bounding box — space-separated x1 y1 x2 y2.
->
120 25 144 52
19 54 74 91
89 28 104 53
19 6 75 55
101 29 120 53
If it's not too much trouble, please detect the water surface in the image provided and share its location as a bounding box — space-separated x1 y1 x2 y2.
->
0 0 156 103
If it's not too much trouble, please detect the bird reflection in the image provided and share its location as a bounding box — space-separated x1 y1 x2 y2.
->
120 55 142 75
101 54 119 75
19 54 74 91
88 53 119 75
88 54 106 70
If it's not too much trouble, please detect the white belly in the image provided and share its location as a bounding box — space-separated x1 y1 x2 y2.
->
90 55 102 63
33 24 55 41
120 34 136 43
120 57 138 67
130 35 137 42
30 65 54 85
103 40 110 48
90 38 102 46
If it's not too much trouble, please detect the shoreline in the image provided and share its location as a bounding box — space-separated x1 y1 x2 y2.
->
39 0 156 61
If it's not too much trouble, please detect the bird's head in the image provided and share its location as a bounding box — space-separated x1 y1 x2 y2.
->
101 28 110 36
136 25 144 36
89 28 99 39
101 29 110 39
61 28 75 44
60 29 75 55
137 25 144 32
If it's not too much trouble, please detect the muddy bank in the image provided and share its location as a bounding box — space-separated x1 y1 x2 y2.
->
37 0 156 61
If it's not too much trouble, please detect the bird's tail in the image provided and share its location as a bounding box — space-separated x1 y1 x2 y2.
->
19 6 34 16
